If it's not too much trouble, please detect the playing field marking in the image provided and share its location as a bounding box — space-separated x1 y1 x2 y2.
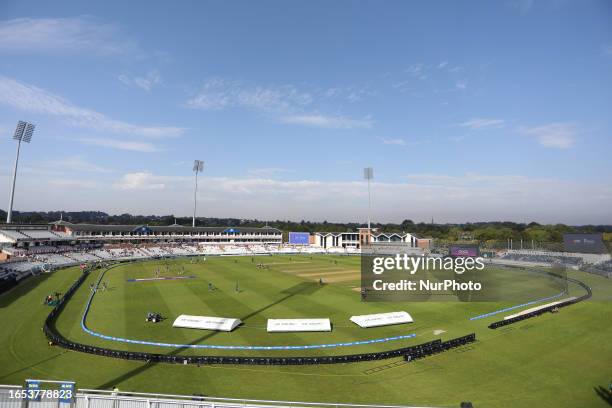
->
127 276 197 282
202 365 366 378
279 266 350 273
296 270 360 278
81 264 418 350
311 274 360 283
363 360 407 375
264 262 312 266
8 318 59 380
468 291 565 321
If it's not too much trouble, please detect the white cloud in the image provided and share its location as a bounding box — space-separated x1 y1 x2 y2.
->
405 63 428 80
325 88 342 98
509 0 535 14
459 118 505 129
247 168 291 178
2 169 610 223
448 135 465 143
41 156 113 173
522 123 577 149
407 172 547 186
186 78 372 129
48 179 101 189
324 86 372 103
380 138 406 146
0 16 139 55
437 61 448 69
77 138 160 152
391 80 411 92
186 78 313 112
455 80 467 90
279 114 373 129
0 76 184 138
118 71 162 92
114 172 180 190
115 172 612 223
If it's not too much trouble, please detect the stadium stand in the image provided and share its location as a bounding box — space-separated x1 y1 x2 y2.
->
494 249 610 268
0 241 338 294
581 259 612 279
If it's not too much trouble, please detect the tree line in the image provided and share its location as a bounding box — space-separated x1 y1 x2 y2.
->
1 209 611 243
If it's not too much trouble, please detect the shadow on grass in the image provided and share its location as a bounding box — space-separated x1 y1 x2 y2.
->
0 272 53 308
0 350 67 381
95 280 322 389
594 386 612 406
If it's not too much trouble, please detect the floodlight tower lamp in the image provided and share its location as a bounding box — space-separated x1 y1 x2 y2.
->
192 160 204 228
6 121 35 224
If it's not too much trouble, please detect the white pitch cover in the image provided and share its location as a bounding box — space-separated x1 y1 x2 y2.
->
172 315 242 332
350 311 414 328
267 318 332 332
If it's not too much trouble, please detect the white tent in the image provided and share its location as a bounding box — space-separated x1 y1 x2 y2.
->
172 315 242 332
267 318 332 332
350 311 413 328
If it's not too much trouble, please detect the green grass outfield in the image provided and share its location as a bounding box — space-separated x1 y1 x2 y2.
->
1 254 611 407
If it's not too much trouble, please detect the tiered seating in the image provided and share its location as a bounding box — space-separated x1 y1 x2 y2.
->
91 249 114 259
0 243 360 287
34 253 74 266
248 244 267 253
0 230 30 240
582 259 612 278
68 252 101 262
196 245 225 255
146 247 172 257
499 252 583 266
166 246 193 256
598 260 612 271
26 245 70 254
108 248 139 259
220 245 251 255
3 260 45 281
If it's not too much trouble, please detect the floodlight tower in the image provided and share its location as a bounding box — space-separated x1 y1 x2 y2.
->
364 167 374 231
192 160 204 227
6 121 35 224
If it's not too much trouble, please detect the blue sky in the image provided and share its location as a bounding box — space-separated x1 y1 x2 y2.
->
0 0 611 224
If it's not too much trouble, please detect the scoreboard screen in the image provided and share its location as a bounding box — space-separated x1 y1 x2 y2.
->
289 232 310 245
449 246 479 257
563 233 607 254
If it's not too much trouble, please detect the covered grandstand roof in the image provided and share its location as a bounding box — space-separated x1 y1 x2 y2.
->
62 224 281 234
0 225 71 242
49 219 73 226
314 231 419 237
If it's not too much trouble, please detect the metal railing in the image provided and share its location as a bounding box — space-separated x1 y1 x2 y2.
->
0 386 442 408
